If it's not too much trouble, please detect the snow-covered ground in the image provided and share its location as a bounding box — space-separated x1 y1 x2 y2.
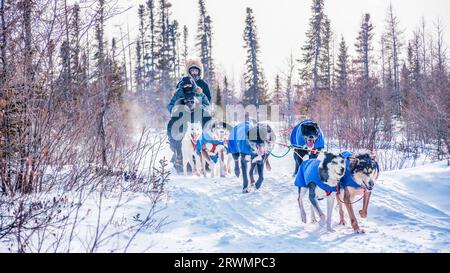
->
1 144 449 253
128 145 450 253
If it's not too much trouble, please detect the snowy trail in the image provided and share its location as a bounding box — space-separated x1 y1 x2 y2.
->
137 146 450 253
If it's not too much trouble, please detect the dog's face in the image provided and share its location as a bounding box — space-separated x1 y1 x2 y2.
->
301 123 319 147
188 122 202 142
184 96 198 112
350 153 379 191
318 152 346 186
211 123 229 142
248 123 273 156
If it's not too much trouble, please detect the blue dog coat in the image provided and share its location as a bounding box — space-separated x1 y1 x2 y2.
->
196 131 224 163
339 151 361 189
227 122 254 155
290 119 325 149
294 159 338 192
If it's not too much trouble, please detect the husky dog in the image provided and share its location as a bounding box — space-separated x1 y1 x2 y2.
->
337 151 380 233
181 122 203 176
295 152 346 232
248 123 276 189
290 119 325 177
228 120 274 193
197 121 232 177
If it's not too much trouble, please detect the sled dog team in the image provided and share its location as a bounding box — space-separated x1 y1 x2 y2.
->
167 59 380 233
173 118 379 233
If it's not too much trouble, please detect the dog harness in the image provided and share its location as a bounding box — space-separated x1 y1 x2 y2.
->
290 119 325 149
196 132 224 163
294 159 338 192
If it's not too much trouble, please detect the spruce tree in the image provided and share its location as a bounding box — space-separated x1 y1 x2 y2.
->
182 25 189 71
215 83 223 109
156 0 175 97
299 0 328 103
335 36 349 94
137 4 147 86
271 74 283 105
196 0 214 85
355 13 374 82
146 0 157 87
93 0 108 166
222 76 232 105
242 7 268 108
135 39 144 93
319 17 332 92
59 40 71 98
70 3 85 98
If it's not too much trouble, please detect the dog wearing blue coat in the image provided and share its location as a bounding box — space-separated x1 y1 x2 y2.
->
228 121 274 193
295 152 346 232
337 151 379 234
290 119 325 177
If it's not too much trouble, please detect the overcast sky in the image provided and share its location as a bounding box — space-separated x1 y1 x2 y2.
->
108 0 450 89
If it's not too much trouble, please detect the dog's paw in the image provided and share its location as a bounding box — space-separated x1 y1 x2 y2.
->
355 229 366 234
359 209 368 218
300 212 307 224
338 220 346 226
327 227 336 232
318 216 326 227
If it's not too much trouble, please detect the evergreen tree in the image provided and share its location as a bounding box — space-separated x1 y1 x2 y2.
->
222 75 232 105
182 25 189 71
59 40 71 99
145 0 157 87
196 0 214 85
242 7 268 108
93 0 108 166
407 33 421 91
335 36 349 94
319 17 332 92
168 20 179 80
214 83 223 109
137 4 147 87
70 3 86 98
108 38 125 102
271 74 283 105
299 0 328 103
156 0 175 97
135 39 144 93
94 0 106 78
355 13 375 82
400 61 411 110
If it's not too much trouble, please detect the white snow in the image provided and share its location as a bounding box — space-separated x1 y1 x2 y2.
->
132 145 450 253
1 144 449 253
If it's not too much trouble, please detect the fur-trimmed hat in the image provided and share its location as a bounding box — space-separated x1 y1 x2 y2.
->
186 59 204 78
